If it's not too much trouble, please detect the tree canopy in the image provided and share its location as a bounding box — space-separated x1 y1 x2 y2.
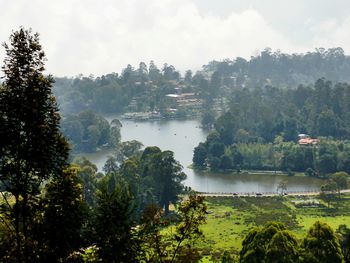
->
0 27 69 262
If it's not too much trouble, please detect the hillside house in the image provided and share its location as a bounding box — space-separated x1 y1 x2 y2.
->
298 134 319 145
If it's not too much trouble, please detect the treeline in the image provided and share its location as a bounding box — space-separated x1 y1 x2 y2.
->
54 62 188 115
61 110 122 152
54 47 350 116
220 78 350 143
194 138 350 176
203 47 350 88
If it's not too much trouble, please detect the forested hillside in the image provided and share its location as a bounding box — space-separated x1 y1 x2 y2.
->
202 47 350 88
54 48 350 116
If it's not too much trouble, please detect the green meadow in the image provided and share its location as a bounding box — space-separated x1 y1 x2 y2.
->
191 194 350 262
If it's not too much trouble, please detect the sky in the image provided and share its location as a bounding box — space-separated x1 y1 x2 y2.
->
1 0 350 77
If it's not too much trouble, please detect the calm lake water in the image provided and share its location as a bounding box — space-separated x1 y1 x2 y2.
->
78 118 324 193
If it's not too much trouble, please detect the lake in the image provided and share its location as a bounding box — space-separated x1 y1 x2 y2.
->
78 118 324 193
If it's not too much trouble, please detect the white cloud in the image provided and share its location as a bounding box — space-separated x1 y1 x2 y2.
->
1 0 350 77
310 17 350 50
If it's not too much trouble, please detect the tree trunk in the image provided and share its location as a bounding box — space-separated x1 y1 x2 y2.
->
22 192 28 263
164 202 169 215
14 194 21 263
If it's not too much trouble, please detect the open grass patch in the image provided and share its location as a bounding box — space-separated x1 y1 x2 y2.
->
194 194 350 261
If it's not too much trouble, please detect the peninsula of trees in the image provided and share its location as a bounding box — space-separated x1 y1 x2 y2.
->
193 79 350 176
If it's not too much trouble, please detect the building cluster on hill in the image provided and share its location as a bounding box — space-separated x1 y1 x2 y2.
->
165 92 202 109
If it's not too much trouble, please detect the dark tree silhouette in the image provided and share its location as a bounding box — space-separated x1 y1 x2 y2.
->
0 28 69 262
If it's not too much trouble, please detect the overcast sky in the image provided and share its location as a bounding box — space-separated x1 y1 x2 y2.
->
1 0 350 77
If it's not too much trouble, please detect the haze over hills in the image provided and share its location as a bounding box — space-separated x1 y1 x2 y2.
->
54 47 350 116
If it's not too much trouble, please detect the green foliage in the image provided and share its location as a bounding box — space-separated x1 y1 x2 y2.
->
139 193 207 263
103 146 187 218
220 154 233 170
54 61 186 116
143 150 186 214
302 221 344 263
94 175 140 262
215 112 236 146
0 27 69 262
240 220 345 263
74 157 102 207
317 142 338 174
207 156 221 170
221 251 234 263
195 136 350 175
61 110 121 152
172 194 207 262
201 110 216 129
240 222 300 263
102 156 119 174
332 172 350 192
319 172 349 207
66 245 101 263
0 212 16 262
195 77 350 173
193 143 207 167
320 180 337 207
115 140 143 162
36 166 87 262
209 142 225 158
203 48 350 88
336 224 350 263
199 195 350 260
138 203 166 262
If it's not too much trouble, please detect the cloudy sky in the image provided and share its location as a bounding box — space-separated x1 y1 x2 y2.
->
1 0 350 77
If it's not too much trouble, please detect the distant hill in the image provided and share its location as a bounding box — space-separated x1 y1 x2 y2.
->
53 47 350 115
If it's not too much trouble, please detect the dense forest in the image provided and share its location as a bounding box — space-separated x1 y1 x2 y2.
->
61 110 121 152
194 79 350 175
54 62 186 115
54 47 350 116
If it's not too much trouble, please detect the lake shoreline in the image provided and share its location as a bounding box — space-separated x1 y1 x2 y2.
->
75 118 324 193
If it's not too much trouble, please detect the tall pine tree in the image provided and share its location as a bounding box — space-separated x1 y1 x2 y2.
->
0 28 69 262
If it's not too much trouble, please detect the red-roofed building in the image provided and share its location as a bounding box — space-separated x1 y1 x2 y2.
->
298 137 319 145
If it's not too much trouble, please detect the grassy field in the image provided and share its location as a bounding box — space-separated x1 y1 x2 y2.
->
195 194 350 262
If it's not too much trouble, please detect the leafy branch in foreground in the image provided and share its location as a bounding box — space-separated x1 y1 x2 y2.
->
139 193 207 263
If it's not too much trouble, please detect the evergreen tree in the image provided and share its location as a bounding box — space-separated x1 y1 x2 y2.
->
36 166 87 262
193 143 207 167
94 175 140 262
145 150 186 214
0 28 69 262
302 221 344 263
240 222 300 263
336 224 350 263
